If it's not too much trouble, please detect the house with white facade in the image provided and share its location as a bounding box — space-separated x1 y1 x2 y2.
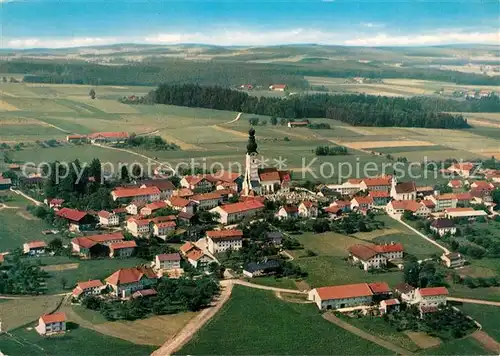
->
210 199 265 224
415 287 449 315
152 221 176 239
23 240 47 256
97 210 120 226
427 193 458 211
394 283 416 304
391 181 417 201
189 192 223 211
430 218 456 237
72 280 105 299
350 196 374 211
36 312 67 335
276 204 299 219
154 253 181 271
206 229 243 254
441 252 466 268
298 200 318 218
105 266 158 298
326 182 362 196
167 196 196 214
348 242 404 271
126 201 146 215
386 200 431 217
111 186 161 202
308 283 374 310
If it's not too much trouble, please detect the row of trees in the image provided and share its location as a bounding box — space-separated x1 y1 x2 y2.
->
315 145 348 156
151 84 470 129
120 135 179 151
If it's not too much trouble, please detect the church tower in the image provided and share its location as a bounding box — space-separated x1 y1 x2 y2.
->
242 127 260 196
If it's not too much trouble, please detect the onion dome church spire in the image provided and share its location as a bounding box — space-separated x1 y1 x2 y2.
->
246 127 258 155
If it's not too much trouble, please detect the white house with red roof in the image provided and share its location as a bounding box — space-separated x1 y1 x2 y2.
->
444 207 487 220
386 200 431 217
276 204 299 219
426 193 457 211
45 198 64 210
470 180 495 192
56 207 94 232
152 220 176 239
138 179 175 199
210 199 265 224
154 253 181 271
72 279 105 299
349 242 404 271
140 201 168 216
36 312 67 335
71 232 125 258
105 266 158 298
415 287 448 314
126 200 146 215
448 180 463 191
350 196 374 211
111 186 161 202
23 240 47 255
360 176 392 192
88 131 129 144
180 175 213 192
269 84 287 91
380 299 400 314
109 240 137 258
206 229 243 254
447 162 476 177
308 283 374 310
167 196 196 214
97 210 120 226
189 191 223 210
298 200 318 218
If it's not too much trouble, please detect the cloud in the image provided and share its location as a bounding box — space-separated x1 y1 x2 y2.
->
360 23 385 28
4 29 500 49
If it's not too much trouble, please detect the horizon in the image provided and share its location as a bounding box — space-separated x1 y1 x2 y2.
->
1 0 499 49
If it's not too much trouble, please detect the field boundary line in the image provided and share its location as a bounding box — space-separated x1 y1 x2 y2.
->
448 297 500 307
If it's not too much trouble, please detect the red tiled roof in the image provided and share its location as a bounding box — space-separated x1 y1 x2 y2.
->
88 131 129 139
394 181 416 194
449 162 474 171
129 200 147 208
190 192 222 201
155 221 176 228
177 211 194 220
186 249 205 261
49 198 64 205
72 233 124 249
333 200 351 207
422 200 435 208
419 286 449 297
368 282 391 294
143 201 168 211
301 200 317 208
132 288 157 298
289 121 309 126
471 181 494 189
112 207 127 214
315 283 373 300
353 196 374 205
449 180 462 188
435 193 457 201
455 192 473 201
369 191 390 198
168 196 191 207
218 200 264 214
112 186 160 199
183 175 206 186
383 298 400 306
40 312 66 324
76 279 104 290
281 205 298 213
25 240 47 249
98 210 113 218
324 206 341 214
109 240 137 250
445 207 474 213
259 170 281 182
179 241 197 254
139 179 175 191
271 84 287 89
347 178 363 184
348 244 378 260
373 243 404 253
157 253 181 262
177 188 194 198
105 266 157 286
362 176 392 186
56 208 87 222
207 229 243 240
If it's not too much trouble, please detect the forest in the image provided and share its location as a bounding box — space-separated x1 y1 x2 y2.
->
150 84 470 129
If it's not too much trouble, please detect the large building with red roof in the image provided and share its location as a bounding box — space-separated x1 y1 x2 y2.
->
210 199 264 224
105 266 158 298
88 131 129 144
71 232 125 258
308 282 390 310
72 279 105 299
56 208 94 232
206 229 243 254
348 242 404 271
111 186 161 202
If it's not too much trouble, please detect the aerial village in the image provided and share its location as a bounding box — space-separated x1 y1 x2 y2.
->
1 127 499 347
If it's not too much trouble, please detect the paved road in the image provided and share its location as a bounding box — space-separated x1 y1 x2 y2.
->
9 187 43 206
448 297 500 306
323 312 413 356
388 213 449 254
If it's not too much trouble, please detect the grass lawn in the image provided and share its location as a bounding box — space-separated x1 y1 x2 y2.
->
180 285 392 355
243 276 299 290
0 325 156 356
419 337 493 355
72 305 109 325
458 304 500 340
40 256 148 293
338 315 419 352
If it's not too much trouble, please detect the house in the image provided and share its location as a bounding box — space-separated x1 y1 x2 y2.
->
348 243 404 271
174 188 194 199
190 192 223 211
324 205 343 219
210 199 265 224
87 131 129 144
430 218 456 236
427 193 457 211
98 210 120 226
391 181 417 201
111 186 161 202
257 168 291 195
126 217 151 237
243 259 281 278
0 178 12 190
326 182 362 196
386 200 431 217
152 220 176 239
441 252 466 268
485 170 500 183
298 200 318 218
447 162 476 177
177 211 195 225
360 176 392 192
455 192 474 207
154 253 181 271
206 229 243 254
36 312 67 335
330 200 351 212
138 179 175 199
421 199 436 212
394 283 416 303
276 204 299 219
46 198 64 210
66 134 87 143
56 208 94 232
416 186 435 197
369 191 391 206
105 266 158 298
109 240 137 258
350 196 374 211
186 249 213 268
179 241 197 256
269 84 287 91
126 200 147 215
448 180 463 191
71 232 125 258
266 231 283 246
72 280 105 299
140 201 168 216
207 170 242 192
23 240 47 255
167 196 196 214
180 175 213 192
416 286 448 314
308 283 374 310
444 207 488 220
287 121 309 128
470 180 495 193
380 299 400 314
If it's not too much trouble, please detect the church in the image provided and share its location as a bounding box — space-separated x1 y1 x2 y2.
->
242 128 291 196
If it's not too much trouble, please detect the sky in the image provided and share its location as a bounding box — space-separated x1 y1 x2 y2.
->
0 0 499 48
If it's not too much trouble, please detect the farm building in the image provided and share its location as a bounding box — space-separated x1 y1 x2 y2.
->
287 121 309 128
109 240 137 258
444 207 487 219
441 252 466 268
0 178 12 190
23 240 47 256
269 84 287 91
210 199 265 224
87 131 129 144
105 266 158 298
111 186 161 202
308 283 374 310
189 192 223 211
348 242 404 271
71 232 125 258
243 259 281 278
56 208 95 232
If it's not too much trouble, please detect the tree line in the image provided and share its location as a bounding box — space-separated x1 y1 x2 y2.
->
151 84 470 129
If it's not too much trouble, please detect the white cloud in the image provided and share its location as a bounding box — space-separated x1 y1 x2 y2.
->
360 23 385 28
4 29 500 49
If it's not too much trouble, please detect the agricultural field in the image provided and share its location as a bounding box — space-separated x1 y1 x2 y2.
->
180 285 392 355
0 324 156 356
457 304 500 341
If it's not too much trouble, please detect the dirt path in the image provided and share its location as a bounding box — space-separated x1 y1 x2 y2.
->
274 291 312 304
9 187 43 206
224 112 242 124
0 203 19 210
322 312 413 355
388 213 449 254
471 330 500 354
448 297 500 306
232 279 306 294
152 281 234 356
